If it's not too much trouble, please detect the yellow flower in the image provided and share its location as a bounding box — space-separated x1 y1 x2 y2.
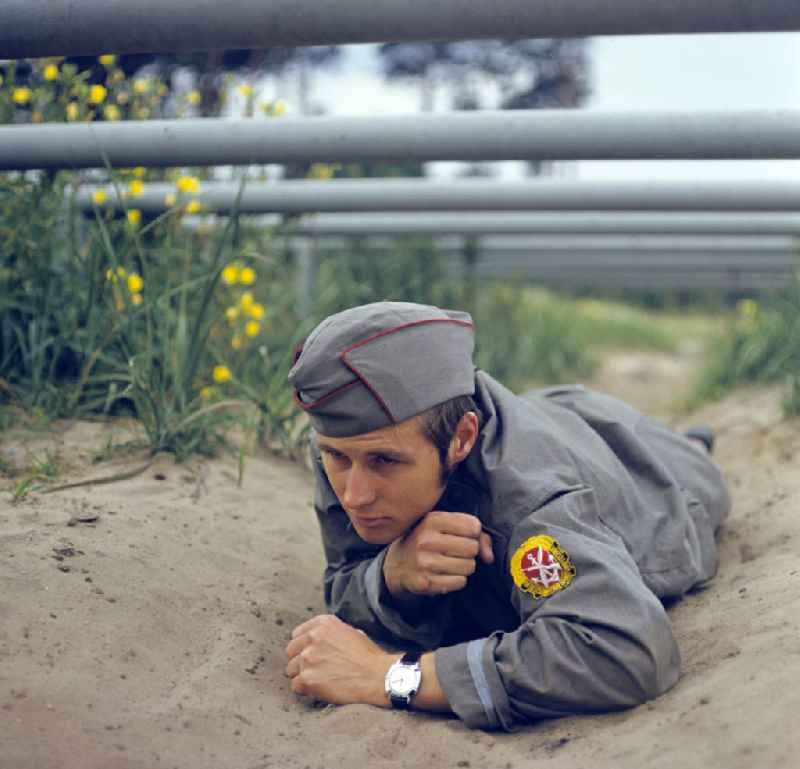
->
244 321 260 338
239 292 254 311
130 293 143 306
176 175 200 194
116 91 130 105
186 90 201 106
110 69 126 85
222 265 240 285
105 268 116 282
185 199 202 215
273 100 287 116
103 104 121 121
126 209 142 226
99 54 117 67
225 306 240 323
134 106 150 120
132 166 146 178
12 87 32 105
164 193 177 207
89 84 107 104
127 273 144 293
66 102 79 121
200 386 214 401
212 365 231 384
128 179 144 196
115 298 125 312
309 163 335 181
231 335 243 350
156 83 168 97
239 266 256 285
133 79 149 94
92 189 108 205
737 298 759 318
238 83 253 98
248 302 265 320
116 267 127 279
43 64 59 81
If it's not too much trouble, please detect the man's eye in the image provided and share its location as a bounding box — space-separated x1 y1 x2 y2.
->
373 455 398 466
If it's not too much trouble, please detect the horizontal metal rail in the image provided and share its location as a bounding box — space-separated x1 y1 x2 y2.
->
6 111 800 170
468 267 793 291
312 234 798 252
470 266 793 289
77 179 800 213
318 240 799 266
313 249 797 291
278 213 800 236
5 0 799 59
448 252 798 268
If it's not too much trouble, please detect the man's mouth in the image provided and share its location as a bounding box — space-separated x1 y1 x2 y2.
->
352 515 392 529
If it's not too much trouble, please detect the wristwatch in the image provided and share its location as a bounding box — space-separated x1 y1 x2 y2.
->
384 651 422 709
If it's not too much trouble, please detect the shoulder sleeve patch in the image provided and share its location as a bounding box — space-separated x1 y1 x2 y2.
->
510 534 576 598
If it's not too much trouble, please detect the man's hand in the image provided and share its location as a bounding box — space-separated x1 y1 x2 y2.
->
285 614 395 707
383 511 494 598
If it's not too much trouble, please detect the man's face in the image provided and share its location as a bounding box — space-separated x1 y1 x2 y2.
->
317 417 446 545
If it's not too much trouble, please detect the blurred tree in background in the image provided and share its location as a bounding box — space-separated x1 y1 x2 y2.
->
378 39 589 176
377 39 589 112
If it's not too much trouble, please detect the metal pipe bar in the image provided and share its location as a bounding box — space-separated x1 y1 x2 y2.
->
5 0 799 59
6 111 800 170
451 256 796 285
382 253 795 290
312 234 797 252
76 179 800 213
471 267 796 281
328 245 798 266
459 253 799 267
281 213 800 236
187 211 800 235
467 270 793 290
447 235 796 251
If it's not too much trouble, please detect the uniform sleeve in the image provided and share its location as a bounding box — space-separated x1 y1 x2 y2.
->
435 487 682 730
311 451 452 650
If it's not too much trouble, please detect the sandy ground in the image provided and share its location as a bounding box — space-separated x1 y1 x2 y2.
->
2 349 799 769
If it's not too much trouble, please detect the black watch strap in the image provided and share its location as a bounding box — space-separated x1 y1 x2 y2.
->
390 693 411 709
389 651 422 709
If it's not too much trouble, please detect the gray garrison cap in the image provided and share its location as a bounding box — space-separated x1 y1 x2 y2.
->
289 302 476 437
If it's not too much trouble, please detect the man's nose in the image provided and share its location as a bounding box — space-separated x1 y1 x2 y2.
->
342 465 377 510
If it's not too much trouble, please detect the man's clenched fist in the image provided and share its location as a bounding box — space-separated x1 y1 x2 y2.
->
383 511 494 598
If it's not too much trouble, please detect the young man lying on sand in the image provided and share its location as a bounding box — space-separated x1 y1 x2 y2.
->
284 301 730 730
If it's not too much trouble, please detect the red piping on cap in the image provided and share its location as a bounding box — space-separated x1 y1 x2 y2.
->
340 318 474 424
292 377 360 412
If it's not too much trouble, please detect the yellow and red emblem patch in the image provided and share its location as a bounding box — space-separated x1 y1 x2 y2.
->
510 535 576 599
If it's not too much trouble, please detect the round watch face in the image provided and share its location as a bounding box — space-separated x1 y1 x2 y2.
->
389 667 418 696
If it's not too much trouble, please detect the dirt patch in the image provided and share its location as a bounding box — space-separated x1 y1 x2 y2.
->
1 354 798 769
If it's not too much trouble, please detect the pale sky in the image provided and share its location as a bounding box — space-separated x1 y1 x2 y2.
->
282 32 800 182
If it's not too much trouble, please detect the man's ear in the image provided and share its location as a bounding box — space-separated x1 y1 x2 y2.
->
447 411 479 466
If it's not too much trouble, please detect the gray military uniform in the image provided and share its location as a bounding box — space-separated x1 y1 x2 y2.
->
312 371 730 731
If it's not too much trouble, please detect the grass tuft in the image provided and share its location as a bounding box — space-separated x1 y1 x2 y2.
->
694 288 800 416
